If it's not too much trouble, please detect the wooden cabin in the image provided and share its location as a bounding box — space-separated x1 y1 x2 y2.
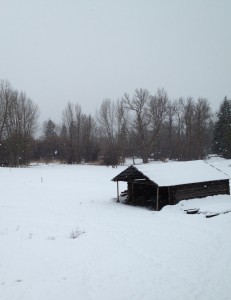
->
112 161 230 210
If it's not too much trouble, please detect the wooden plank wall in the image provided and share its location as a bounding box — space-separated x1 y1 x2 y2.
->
125 179 229 209
174 180 230 202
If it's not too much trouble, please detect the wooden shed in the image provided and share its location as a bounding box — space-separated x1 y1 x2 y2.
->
112 161 230 210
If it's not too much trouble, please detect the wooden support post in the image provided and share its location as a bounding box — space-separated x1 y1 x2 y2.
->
168 187 171 205
117 181 119 202
131 182 134 204
156 186 159 211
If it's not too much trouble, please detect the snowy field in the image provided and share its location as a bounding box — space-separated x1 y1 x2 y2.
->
1 159 231 300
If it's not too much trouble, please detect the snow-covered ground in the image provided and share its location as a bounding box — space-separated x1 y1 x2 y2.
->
0 160 231 300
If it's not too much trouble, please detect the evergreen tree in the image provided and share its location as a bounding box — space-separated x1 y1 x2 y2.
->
40 119 59 162
44 119 57 137
213 97 231 158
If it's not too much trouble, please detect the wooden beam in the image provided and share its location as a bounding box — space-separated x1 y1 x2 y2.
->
168 187 171 205
117 181 119 202
156 186 159 211
131 182 134 204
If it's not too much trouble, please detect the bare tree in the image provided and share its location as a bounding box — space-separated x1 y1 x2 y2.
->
97 99 117 165
164 101 177 159
193 98 211 159
81 114 99 162
148 88 169 159
162 97 211 160
62 102 82 163
0 80 15 141
123 88 150 163
0 85 39 166
114 99 129 164
183 97 195 159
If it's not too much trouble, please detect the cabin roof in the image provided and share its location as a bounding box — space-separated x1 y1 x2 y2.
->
112 160 229 187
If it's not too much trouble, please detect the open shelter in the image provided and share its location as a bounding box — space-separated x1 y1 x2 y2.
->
112 161 230 210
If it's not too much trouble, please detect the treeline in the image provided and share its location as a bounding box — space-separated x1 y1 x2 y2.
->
0 79 230 167
0 80 39 166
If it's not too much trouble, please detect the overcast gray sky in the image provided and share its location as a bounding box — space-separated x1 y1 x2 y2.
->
0 0 230 123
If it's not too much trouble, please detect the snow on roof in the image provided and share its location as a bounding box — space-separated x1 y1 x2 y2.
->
134 160 229 187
